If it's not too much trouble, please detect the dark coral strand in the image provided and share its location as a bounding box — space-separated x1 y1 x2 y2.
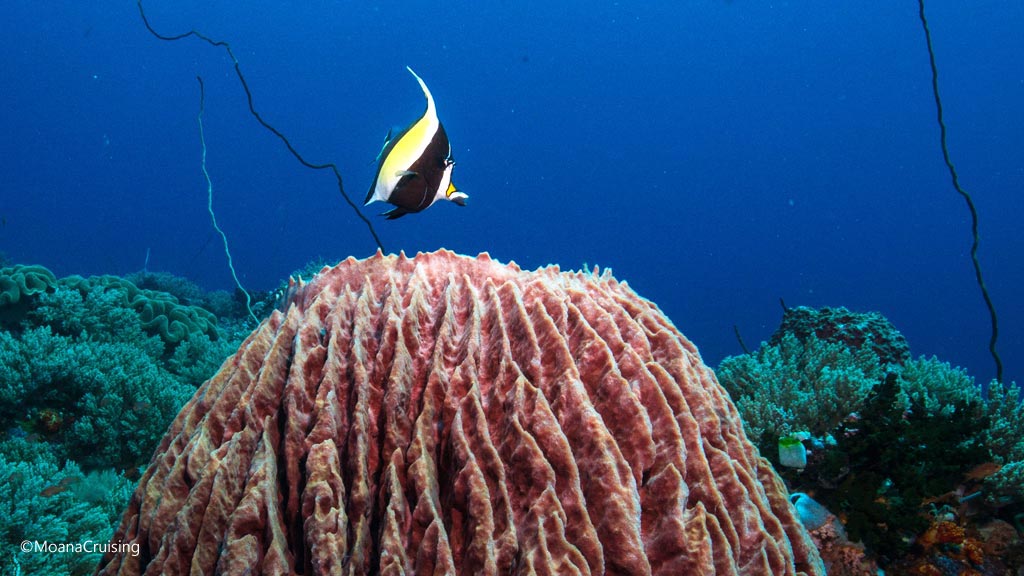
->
916 0 1002 383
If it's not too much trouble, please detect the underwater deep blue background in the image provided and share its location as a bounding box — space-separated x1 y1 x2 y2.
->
2 1 1021 386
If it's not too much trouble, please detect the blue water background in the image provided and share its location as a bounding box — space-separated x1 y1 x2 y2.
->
2 1 1021 385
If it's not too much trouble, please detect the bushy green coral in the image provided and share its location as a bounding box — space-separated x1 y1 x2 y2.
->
892 361 1023 505
0 325 195 469
894 356 980 417
0 449 132 576
716 332 884 448
716 338 996 458
982 379 1024 503
166 332 235 384
57 337 196 469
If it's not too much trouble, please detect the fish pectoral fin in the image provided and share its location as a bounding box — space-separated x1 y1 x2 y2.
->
395 170 418 178
370 128 394 165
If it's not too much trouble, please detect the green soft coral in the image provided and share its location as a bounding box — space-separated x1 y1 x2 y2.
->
0 325 195 469
983 379 1024 503
717 311 1024 560
894 356 980 416
716 332 883 449
0 449 132 576
893 360 1023 504
715 336 997 457
1 282 233 470
166 332 235 384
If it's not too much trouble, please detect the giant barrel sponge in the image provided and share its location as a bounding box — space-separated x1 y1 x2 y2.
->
98 250 823 575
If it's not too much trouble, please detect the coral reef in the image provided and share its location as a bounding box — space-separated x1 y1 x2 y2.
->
99 250 824 576
718 305 1024 571
1 264 250 574
0 279 235 470
820 371 988 562
0 445 133 576
886 516 1024 574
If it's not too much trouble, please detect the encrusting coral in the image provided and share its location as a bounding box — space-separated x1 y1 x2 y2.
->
58 274 219 345
98 250 824 576
0 264 57 327
769 306 910 367
0 264 57 306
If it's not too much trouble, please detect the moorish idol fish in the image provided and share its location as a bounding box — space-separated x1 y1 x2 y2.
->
364 67 468 219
